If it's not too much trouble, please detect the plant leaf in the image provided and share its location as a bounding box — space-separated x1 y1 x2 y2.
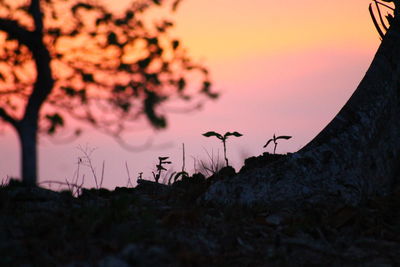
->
224 131 243 138
71 3 94 15
263 139 273 148
172 40 180 50
81 73 94 83
276 135 292 140
45 113 64 135
157 165 167 171
202 131 223 140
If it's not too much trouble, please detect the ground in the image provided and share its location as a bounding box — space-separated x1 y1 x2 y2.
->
1 153 399 266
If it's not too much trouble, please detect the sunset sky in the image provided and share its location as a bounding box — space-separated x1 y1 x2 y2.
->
0 0 381 188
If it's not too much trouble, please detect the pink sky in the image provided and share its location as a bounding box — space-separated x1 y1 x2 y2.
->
0 0 381 188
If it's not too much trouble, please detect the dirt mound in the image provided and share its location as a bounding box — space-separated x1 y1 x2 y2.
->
1 177 399 266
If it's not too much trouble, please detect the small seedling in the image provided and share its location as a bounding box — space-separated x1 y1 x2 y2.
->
264 134 292 154
152 157 172 183
172 143 189 184
203 131 243 166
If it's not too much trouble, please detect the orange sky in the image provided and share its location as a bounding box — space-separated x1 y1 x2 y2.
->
172 0 376 60
0 0 382 188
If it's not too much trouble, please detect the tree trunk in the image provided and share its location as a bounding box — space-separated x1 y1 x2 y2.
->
203 13 400 207
17 120 38 186
0 1 54 186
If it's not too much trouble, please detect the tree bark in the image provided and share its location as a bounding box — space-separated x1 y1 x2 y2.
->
17 121 38 187
0 0 53 186
203 11 400 207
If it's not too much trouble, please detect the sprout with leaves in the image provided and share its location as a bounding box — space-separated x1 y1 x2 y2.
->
263 134 292 154
152 156 172 183
202 131 243 167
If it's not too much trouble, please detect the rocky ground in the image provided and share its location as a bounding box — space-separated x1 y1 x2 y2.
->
1 153 399 266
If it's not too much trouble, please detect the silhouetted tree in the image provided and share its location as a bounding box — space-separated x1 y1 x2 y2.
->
0 0 217 186
205 1 400 207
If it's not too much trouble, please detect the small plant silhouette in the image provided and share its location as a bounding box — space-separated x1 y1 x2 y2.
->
203 131 243 167
264 134 292 154
173 143 189 183
152 157 172 183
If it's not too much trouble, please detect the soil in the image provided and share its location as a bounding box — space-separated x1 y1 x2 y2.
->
1 153 399 266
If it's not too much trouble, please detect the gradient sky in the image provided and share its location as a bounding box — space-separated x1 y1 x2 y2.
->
0 0 381 188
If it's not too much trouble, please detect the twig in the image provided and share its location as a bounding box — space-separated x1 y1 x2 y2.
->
39 180 84 196
77 145 101 189
79 174 85 195
199 148 222 175
100 160 105 188
182 143 186 172
125 161 133 187
191 156 197 173
73 157 82 186
65 178 71 192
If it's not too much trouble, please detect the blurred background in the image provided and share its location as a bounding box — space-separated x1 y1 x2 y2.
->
0 0 380 189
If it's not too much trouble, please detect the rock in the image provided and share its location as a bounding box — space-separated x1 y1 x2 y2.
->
239 152 286 173
265 214 284 226
202 17 400 208
118 244 172 266
98 256 130 267
206 166 236 186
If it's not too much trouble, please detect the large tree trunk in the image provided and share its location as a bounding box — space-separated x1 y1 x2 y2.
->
17 120 38 187
203 12 400 207
0 1 53 186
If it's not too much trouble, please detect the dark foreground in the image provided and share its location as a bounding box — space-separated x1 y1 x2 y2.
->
1 155 399 266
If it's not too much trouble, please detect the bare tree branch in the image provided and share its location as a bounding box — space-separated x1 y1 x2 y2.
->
0 18 34 49
0 107 18 128
29 0 44 34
